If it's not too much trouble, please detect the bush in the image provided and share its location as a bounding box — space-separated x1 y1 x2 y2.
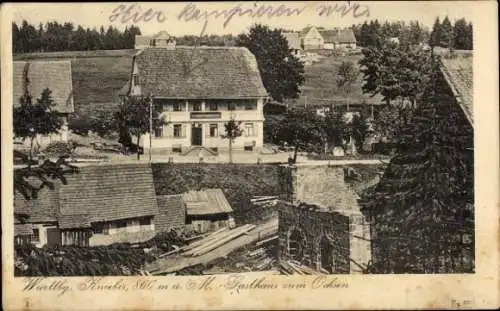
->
42 141 77 156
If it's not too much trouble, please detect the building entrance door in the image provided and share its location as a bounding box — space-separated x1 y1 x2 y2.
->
46 227 61 246
191 124 202 146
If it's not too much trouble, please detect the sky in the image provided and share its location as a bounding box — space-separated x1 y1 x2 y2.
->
7 1 481 36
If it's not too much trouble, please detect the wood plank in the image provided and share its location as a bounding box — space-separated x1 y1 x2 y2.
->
192 225 256 256
184 225 252 256
255 235 278 247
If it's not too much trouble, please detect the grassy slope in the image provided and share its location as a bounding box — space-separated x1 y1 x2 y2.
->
290 54 384 107
14 50 135 116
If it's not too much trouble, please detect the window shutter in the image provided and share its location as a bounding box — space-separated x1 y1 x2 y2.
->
254 123 258 137
205 124 210 138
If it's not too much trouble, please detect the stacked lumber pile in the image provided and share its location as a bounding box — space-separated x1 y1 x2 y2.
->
279 260 327 275
251 196 279 207
157 225 256 258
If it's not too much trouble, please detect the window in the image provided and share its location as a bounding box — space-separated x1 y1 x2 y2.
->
209 124 218 137
132 74 140 86
244 144 253 152
154 125 163 138
173 102 182 111
173 124 182 137
172 145 182 153
245 123 254 137
244 102 254 110
228 103 236 111
193 102 202 111
116 220 127 228
93 223 104 234
31 229 40 243
209 102 218 111
139 218 151 226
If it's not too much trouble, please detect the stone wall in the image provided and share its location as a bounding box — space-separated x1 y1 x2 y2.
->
278 164 373 273
278 203 350 273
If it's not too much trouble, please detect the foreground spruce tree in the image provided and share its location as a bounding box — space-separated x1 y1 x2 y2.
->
361 52 474 273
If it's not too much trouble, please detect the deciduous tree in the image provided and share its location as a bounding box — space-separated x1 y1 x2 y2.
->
336 61 360 94
115 96 156 160
13 88 63 163
221 118 244 164
236 24 305 102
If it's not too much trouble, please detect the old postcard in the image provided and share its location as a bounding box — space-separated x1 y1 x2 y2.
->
1 1 498 310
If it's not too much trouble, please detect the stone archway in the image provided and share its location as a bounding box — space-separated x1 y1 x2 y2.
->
287 227 306 262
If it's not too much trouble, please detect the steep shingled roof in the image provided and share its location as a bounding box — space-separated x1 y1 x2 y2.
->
13 61 74 113
131 47 268 99
319 29 357 44
440 55 473 125
283 32 302 50
58 163 159 228
156 194 185 232
183 188 233 216
14 163 159 229
14 178 60 223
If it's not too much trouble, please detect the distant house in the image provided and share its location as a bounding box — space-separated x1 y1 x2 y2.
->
299 26 357 50
183 188 234 234
300 26 324 50
13 61 74 144
14 163 159 247
135 31 177 50
319 29 357 50
120 40 268 155
282 32 302 56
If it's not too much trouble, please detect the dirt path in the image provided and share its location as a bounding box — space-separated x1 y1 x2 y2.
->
146 218 279 275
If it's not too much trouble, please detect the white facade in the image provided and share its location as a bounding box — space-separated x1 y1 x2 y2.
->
137 99 265 154
302 27 324 50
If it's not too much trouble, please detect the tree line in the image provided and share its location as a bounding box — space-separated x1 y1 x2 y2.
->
351 17 473 50
430 17 473 50
12 20 141 53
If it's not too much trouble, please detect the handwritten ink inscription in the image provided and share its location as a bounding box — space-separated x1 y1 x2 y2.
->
108 2 370 27
109 4 166 23
21 276 349 296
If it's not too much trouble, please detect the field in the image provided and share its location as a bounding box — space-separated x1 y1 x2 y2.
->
291 53 384 108
14 50 136 116
14 48 384 116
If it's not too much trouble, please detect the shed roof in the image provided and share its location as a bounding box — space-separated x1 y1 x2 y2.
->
283 32 301 50
183 188 233 216
319 29 357 44
13 61 74 113
130 46 268 99
440 55 473 125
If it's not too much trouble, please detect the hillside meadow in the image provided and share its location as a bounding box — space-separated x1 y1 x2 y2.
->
13 50 135 116
13 48 382 117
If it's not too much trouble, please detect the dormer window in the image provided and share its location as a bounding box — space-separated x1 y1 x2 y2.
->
133 74 140 86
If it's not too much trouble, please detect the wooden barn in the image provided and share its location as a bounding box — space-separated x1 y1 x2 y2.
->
182 188 234 234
